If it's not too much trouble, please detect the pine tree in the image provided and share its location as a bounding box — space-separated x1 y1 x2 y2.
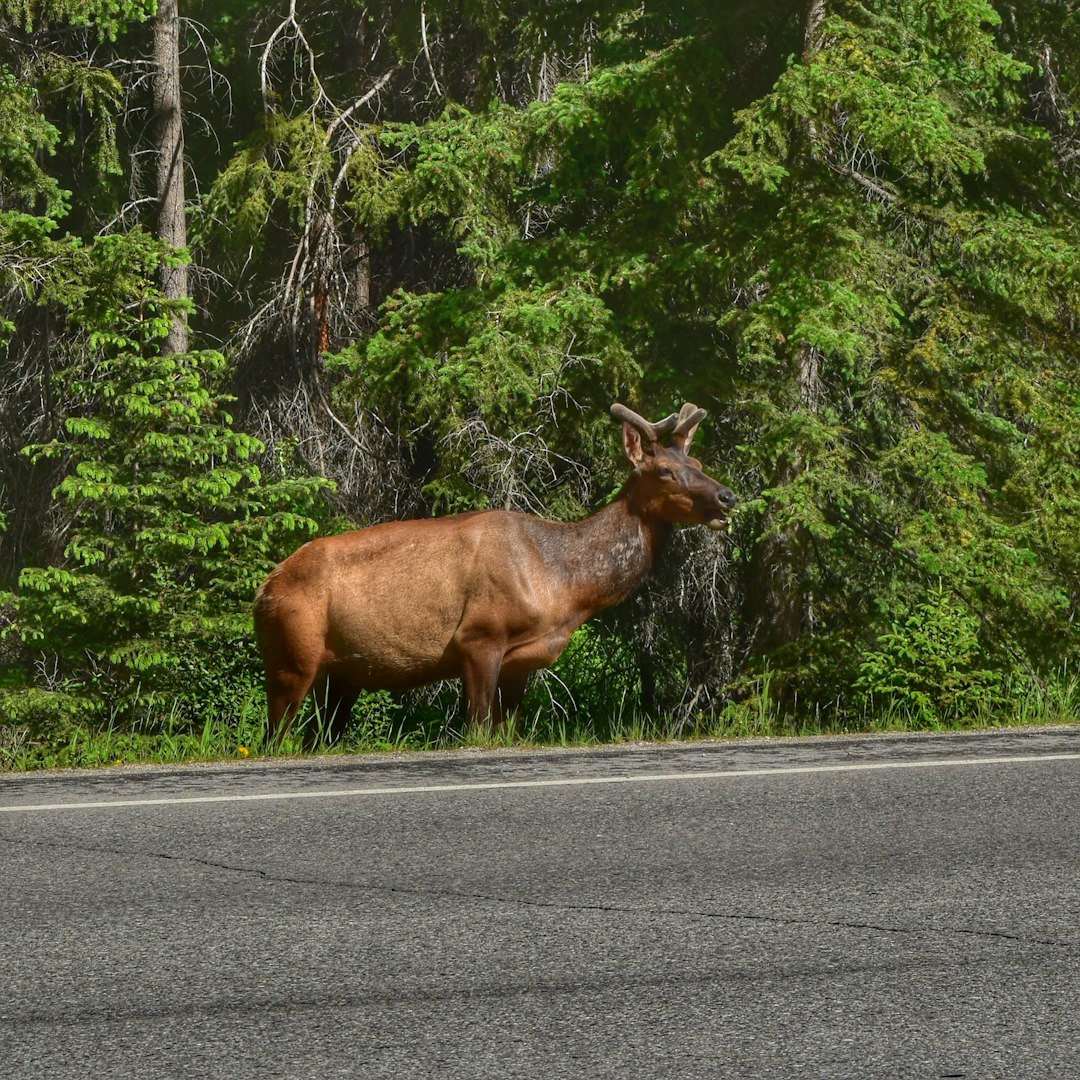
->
0 2 330 732
4 228 328 725
319 0 1080 719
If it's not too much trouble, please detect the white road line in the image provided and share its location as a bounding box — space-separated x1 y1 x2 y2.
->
1 751 1078 814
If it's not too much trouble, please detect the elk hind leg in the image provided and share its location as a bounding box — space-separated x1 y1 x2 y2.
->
265 667 317 747
310 673 359 749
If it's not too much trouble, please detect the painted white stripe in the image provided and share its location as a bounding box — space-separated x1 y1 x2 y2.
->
0 751 1078 814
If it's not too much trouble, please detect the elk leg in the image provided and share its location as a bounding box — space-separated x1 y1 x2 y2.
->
460 646 504 732
265 668 316 746
323 675 359 747
494 671 530 739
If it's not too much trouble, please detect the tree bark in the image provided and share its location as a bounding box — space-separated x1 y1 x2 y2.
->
153 0 189 354
803 0 827 57
745 1 827 663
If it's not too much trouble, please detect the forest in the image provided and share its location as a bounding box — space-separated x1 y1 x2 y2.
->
1 0 1078 766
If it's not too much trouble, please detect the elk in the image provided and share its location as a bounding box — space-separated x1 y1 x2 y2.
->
254 402 737 743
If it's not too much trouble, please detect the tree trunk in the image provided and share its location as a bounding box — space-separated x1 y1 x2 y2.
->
745 1 827 663
745 356 819 657
153 0 189 355
804 0 827 57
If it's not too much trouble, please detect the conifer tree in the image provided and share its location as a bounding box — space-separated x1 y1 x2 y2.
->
153 0 189 353
0 1 329 731
317 0 1080 718
3 0 1078 741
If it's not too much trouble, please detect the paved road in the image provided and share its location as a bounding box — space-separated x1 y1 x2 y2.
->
1 728 1079 1079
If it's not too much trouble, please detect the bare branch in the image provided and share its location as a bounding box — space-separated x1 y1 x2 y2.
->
419 4 443 100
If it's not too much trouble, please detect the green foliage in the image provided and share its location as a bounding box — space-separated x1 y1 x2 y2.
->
334 277 639 511
2 1 154 38
0 72 66 214
0 0 148 225
192 111 337 257
530 621 645 734
371 104 526 270
854 586 1006 724
4 0 1080 763
2 230 330 725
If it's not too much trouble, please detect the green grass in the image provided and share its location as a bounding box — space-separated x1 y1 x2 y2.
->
1 670 1077 772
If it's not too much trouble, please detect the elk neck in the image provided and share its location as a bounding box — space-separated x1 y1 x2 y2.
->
553 481 673 612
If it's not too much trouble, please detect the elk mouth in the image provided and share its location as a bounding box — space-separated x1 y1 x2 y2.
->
704 513 729 533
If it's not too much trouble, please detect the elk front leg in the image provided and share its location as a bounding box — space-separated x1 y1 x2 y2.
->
459 645 504 733
494 670 530 739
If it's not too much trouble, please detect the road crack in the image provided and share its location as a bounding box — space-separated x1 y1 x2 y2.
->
2 832 1075 953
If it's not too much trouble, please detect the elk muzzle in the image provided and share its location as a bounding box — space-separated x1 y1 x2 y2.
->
704 483 738 531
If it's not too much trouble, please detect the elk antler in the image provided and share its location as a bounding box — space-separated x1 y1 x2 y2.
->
610 402 707 451
610 403 678 445
670 402 707 452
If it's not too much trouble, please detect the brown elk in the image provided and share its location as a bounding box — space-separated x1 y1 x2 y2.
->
254 402 737 743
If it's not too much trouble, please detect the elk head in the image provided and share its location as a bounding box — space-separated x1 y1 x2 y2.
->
611 401 738 531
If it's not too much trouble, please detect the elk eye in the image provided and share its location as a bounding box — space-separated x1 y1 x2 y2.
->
657 466 674 480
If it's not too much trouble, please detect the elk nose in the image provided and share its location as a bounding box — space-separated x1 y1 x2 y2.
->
717 485 738 509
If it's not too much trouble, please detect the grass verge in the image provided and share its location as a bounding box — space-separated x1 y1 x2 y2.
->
1 669 1077 772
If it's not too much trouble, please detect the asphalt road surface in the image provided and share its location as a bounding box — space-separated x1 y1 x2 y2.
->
2 727 1079 1079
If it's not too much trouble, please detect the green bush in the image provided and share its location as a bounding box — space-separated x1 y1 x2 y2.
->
855 586 1007 725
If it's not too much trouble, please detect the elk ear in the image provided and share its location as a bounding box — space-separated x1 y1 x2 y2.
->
622 422 651 466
